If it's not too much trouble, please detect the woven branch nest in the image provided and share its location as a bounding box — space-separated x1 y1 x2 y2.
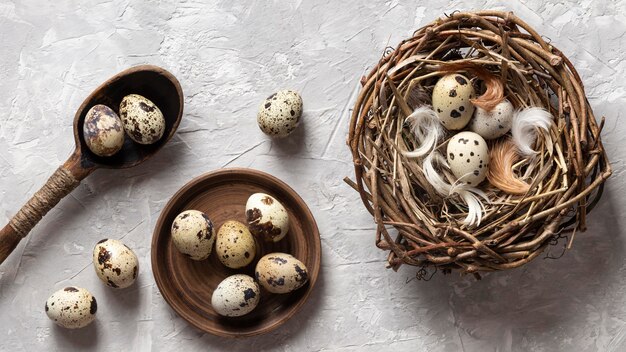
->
346 10 612 278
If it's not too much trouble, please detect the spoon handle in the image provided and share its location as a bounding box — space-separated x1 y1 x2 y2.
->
0 152 93 265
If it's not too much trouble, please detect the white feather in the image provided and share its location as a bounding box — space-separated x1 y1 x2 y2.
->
450 182 490 227
511 107 553 157
423 151 451 196
403 106 444 158
423 151 490 226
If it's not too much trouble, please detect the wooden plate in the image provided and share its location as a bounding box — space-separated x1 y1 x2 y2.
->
151 168 321 337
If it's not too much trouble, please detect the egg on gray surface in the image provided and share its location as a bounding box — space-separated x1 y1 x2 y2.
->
255 253 309 294
469 99 514 140
257 90 303 138
83 104 125 157
245 193 289 242
211 274 260 317
432 74 476 130
171 210 215 260
119 94 165 144
446 131 490 185
216 220 256 269
92 239 139 289
45 287 97 329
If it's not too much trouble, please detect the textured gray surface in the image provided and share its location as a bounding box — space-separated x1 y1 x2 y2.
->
1 1 625 351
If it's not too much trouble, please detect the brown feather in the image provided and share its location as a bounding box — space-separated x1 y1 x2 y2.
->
487 139 530 195
440 62 504 111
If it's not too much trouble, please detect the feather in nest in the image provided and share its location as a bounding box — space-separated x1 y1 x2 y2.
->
511 107 553 156
423 150 490 227
403 106 444 158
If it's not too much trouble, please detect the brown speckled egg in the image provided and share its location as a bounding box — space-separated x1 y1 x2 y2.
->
446 131 490 185
216 220 256 269
119 94 165 144
171 210 215 260
92 239 139 289
257 90 302 138
211 274 260 317
83 104 125 157
469 99 514 140
432 74 476 130
245 193 289 242
45 287 97 329
255 253 309 294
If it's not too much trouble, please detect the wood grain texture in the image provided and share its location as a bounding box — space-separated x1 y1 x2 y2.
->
151 168 322 338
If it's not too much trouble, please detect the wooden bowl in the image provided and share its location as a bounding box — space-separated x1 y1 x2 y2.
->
151 168 321 337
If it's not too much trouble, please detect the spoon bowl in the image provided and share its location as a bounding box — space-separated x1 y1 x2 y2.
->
75 65 183 169
0 65 184 266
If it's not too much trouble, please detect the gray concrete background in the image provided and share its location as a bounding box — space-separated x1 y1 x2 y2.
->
0 1 625 351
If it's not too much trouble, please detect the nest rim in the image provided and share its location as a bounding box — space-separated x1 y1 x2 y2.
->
346 10 612 277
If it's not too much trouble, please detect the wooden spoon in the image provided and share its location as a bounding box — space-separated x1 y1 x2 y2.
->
0 65 184 265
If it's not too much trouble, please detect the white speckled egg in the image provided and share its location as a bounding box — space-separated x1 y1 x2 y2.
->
257 90 303 138
245 193 289 242
171 210 215 260
432 74 476 130
216 220 256 269
119 94 165 144
469 99 514 140
45 287 97 329
92 239 139 289
83 104 125 157
446 131 490 185
255 253 309 294
211 274 260 317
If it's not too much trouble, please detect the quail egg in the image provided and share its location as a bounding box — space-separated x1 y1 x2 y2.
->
119 94 165 144
257 90 303 138
171 210 215 260
469 99 514 140
255 253 309 294
45 287 97 329
432 74 476 130
211 274 260 317
216 220 256 269
245 193 289 242
446 131 490 185
83 104 125 157
93 239 139 289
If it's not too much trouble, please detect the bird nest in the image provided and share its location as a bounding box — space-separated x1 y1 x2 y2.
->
345 11 612 278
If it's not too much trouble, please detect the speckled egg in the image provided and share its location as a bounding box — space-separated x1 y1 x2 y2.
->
255 253 309 294
119 94 165 144
216 220 256 269
45 287 97 329
92 239 139 289
171 210 214 260
211 274 260 317
83 104 125 157
432 74 476 130
245 193 289 242
469 99 514 140
446 131 490 185
257 90 303 138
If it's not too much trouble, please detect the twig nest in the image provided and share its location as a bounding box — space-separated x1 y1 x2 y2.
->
346 11 611 275
432 74 475 130
257 90 303 138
